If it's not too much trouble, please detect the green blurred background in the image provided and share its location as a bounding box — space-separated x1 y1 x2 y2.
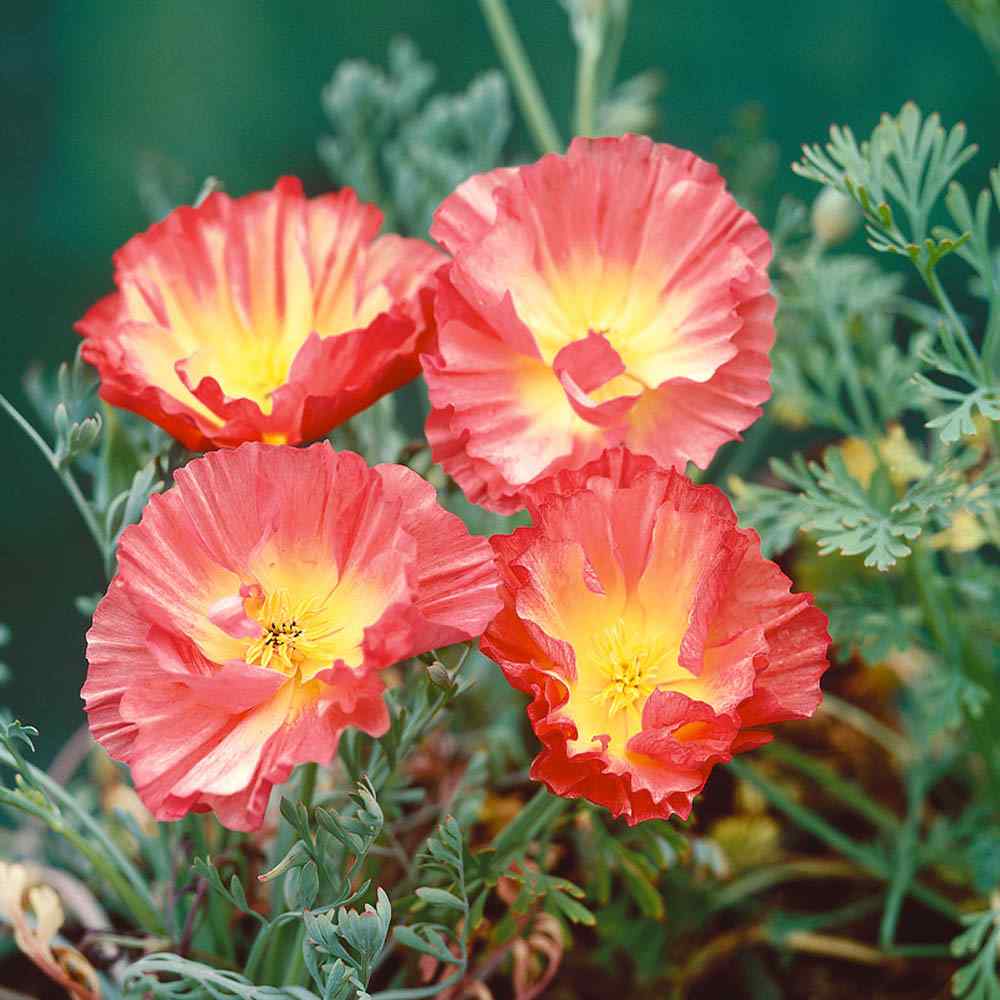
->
2 1 997 761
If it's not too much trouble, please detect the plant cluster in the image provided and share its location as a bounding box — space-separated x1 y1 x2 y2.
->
2 2 999 998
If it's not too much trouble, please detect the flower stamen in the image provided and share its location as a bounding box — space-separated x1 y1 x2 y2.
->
591 621 659 717
244 587 342 675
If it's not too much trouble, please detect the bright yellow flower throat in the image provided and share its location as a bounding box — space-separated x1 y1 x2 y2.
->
243 588 345 679
567 619 696 757
591 622 659 717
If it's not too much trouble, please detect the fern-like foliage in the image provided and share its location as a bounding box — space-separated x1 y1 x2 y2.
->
950 0 1000 68
735 451 921 570
794 102 977 272
319 37 511 236
820 577 922 662
794 104 1000 447
303 889 393 1000
391 817 471 998
951 907 1000 999
124 955 318 999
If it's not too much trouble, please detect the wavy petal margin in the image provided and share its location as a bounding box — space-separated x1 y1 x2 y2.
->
78 179 444 450
480 449 829 824
83 443 501 830
423 135 775 513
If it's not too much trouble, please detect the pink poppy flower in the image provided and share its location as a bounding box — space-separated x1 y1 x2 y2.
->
78 178 443 449
423 135 775 513
83 443 501 830
481 449 830 824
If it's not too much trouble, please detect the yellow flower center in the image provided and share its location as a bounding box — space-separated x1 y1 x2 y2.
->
561 620 674 755
244 588 345 678
218 342 297 412
591 621 658 717
137 257 396 421
562 617 710 759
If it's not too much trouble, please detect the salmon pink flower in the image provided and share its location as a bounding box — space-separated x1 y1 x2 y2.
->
423 134 775 513
480 449 829 824
78 178 444 450
83 442 501 830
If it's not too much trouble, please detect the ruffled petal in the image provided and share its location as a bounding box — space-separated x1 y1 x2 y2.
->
422 136 775 513
480 455 830 824
424 273 606 514
374 463 502 651
430 166 521 254
83 442 501 830
78 178 443 449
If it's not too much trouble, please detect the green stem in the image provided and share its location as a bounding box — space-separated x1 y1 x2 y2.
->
710 858 871 913
478 0 563 154
243 931 270 983
371 844 469 1000
818 692 911 762
886 943 955 958
982 285 1000 377
760 741 901 835
158 825 177 939
923 266 1000 457
259 923 288 987
371 969 468 1000
59 824 162 933
786 895 885 935
368 688 450 796
573 33 599 137
878 774 923 949
298 761 319 814
908 544 955 658
283 925 308 987
906 881 963 923
244 915 292 983
727 758 961 925
728 758 870 864
0 392 107 573
909 543 1000 801
923 267 985 381
266 762 318 985
266 762 320 915
594 0 629 101
0 787 163 935
821 304 878 442
1 749 164 933
188 818 236 962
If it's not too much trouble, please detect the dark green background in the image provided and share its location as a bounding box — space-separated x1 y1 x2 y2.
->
2 1 996 760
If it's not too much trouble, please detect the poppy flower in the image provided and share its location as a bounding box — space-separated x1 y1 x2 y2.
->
480 449 829 824
78 178 444 450
83 442 501 830
423 134 775 513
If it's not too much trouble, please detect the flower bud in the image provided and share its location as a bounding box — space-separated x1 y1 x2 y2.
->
425 659 454 692
810 186 860 247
